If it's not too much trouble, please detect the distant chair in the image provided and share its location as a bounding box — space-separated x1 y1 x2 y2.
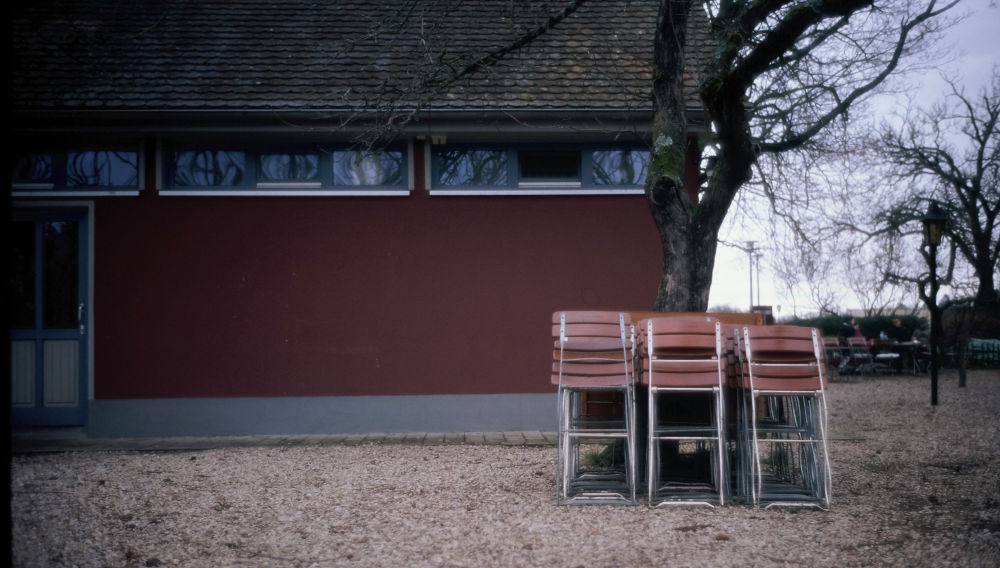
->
821 337 844 377
552 311 637 504
843 336 875 376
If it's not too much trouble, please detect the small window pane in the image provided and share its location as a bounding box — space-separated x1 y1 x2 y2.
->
11 221 36 329
12 154 53 184
332 150 403 186
519 149 579 180
592 149 649 185
435 149 508 186
172 151 245 187
66 151 139 187
43 221 79 329
259 153 319 182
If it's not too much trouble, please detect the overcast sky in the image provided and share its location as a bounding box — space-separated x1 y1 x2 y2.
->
707 0 999 317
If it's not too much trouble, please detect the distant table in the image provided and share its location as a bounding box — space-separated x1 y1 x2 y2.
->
872 340 924 374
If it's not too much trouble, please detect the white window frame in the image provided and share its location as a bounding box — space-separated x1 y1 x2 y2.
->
157 139 414 197
11 147 144 197
427 143 646 196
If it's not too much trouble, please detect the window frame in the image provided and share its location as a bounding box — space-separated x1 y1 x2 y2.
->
11 143 144 197
158 139 413 197
428 143 648 196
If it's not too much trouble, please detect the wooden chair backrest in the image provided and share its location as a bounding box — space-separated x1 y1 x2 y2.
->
742 325 824 390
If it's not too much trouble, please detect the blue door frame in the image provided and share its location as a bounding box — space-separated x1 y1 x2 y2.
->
11 208 89 426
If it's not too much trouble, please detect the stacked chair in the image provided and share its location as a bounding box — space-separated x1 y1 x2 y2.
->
736 325 832 508
551 311 637 504
549 312 833 509
843 336 875 376
821 336 844 377
639 316 727 506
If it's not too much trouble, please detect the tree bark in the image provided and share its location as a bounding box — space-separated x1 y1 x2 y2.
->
645 0 751 312
646 0 706 312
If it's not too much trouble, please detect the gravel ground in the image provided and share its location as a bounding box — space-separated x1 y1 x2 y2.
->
11 370 1000 567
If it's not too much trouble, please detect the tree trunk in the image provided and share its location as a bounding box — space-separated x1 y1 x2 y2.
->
647 185 721 312
645 0 755 312
974 256 998 306
646 0 700 312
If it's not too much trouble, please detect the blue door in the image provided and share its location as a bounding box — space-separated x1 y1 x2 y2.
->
11 209 89 426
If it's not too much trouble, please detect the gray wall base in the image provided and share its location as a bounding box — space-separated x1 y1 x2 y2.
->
88 393 557 438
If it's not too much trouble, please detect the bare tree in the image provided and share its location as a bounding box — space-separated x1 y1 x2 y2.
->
331 0 958 312
646 0 957 311
114 0 948 315
880 71 1000 308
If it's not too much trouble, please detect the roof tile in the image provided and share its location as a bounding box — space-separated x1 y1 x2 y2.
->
12 0 708 114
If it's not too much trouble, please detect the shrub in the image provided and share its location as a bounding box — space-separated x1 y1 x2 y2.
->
784 314 926 340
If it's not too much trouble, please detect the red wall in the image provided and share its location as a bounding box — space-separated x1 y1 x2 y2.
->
94 190 662 398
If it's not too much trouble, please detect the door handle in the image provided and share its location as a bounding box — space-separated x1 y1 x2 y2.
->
78 302 86 335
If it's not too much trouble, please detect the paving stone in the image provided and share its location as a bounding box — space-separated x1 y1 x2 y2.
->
11 430 557 451
501 432 526 445
443 432 466 444
316 435 349 446
422 433 446 445
522 431 550 445
483 432 505 445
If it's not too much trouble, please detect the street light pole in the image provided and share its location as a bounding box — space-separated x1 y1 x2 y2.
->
928 239 940 406
754 252 762 306
746 241 756 311
922 202 947 406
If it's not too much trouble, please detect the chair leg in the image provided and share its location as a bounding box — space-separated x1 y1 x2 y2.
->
647 389 726 507
715 386 727 506
748 393 830 509
627 385 637 504
647 385 656 505
557 388 636 505
558 388 570 502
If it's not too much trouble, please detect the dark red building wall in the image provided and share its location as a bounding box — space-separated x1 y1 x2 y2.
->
93 190 662 398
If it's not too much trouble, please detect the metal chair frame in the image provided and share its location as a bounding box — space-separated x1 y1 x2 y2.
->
740 326 832 509
554 311 637 505
844 336 876 376
821 336 845 378
642 317 726 507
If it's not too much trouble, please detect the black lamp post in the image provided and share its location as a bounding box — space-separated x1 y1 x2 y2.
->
922 201 947 406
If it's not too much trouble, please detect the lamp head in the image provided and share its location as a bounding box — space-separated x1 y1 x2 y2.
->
922 201 947 246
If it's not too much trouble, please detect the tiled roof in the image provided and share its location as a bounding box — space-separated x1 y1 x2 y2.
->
12 0 709 115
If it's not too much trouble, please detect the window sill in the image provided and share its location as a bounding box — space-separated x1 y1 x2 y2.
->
429 188 644 196
517 181 582 189
159 189 412 197
11 190 141 197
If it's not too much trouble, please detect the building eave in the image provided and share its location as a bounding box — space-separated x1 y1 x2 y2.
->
12 105 709 138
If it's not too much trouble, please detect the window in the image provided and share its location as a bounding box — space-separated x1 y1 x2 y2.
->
11 147 140 194
430 144 647 194
13 154 53 185
332 150 404 186
172 151 246 187
259 153 320 185
66 151 139 187
162 142 409 194
435 149 508 186
518 149 580 187
592 149 648 186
